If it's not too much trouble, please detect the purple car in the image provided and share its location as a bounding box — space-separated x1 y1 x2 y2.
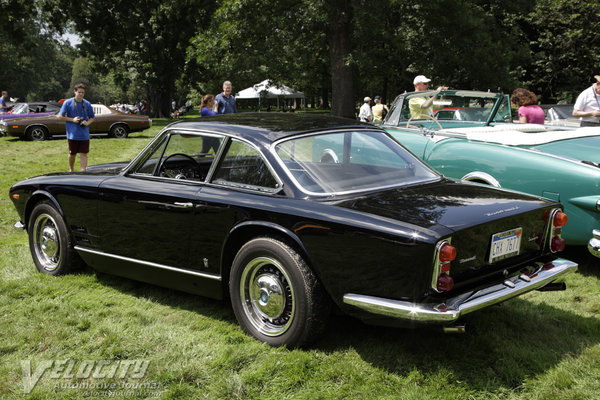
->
0 102 61 120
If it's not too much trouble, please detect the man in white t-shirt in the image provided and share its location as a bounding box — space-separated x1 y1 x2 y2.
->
358 96 372 122
573 75 600 126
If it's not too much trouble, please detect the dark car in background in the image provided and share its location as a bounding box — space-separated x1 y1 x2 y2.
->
0 104 151 140
9 113 577 347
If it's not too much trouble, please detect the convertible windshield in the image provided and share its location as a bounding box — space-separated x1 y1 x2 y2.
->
275 130 438 195
385 90 512 128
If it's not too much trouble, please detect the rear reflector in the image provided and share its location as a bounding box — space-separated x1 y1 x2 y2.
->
551 237 566 252
437 273 454 292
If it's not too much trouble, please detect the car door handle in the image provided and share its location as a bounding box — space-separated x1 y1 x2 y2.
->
173 202 193 208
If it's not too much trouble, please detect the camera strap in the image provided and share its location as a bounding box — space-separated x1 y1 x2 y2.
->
74 100 85 117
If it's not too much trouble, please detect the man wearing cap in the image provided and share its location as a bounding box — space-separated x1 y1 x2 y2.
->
573 75 600 126
371 96 389 124
409 75 448 119
358 96 373 122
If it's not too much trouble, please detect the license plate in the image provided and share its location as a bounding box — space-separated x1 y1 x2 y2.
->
489 228 522 263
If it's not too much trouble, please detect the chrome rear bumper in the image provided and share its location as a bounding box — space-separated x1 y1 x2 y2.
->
343 258 577 323
587 229 600 258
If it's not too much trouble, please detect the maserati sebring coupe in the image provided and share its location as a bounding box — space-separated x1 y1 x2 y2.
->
10 113 577 347
0 104 151 140
382 90 600 257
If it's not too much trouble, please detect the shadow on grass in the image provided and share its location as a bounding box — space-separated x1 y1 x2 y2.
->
562 245 600 278
88 267 235 323
71 258 598 392
315 298 600 390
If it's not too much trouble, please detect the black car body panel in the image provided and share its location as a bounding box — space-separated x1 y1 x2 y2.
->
10 113 577 343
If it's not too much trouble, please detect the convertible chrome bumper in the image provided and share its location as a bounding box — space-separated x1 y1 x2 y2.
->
587 229 600 258
343 258 577 323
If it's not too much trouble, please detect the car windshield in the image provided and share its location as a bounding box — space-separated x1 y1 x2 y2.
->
547 104 574 120
274 130 438 195
385 90 512 129
10 103 28 114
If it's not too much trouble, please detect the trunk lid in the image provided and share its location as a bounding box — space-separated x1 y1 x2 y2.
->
334 179 558 283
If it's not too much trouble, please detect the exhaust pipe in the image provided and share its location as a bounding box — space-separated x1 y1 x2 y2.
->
443 323 466 334
537 282 566 292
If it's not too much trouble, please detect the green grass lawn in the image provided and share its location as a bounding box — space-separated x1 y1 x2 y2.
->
1 117 599 400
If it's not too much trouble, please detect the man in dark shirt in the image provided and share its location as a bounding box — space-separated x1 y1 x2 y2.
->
215 81 237 114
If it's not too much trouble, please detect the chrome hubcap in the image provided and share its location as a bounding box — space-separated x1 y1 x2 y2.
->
114 127 126 137
33 214 61 271
32 129 44 140
240 257 294 336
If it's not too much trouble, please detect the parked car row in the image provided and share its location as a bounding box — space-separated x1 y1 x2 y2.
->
0 103 151 140
10 113 578 346
381 89 600 257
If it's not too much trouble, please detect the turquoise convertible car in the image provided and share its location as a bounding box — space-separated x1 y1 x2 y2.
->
381 90 600 257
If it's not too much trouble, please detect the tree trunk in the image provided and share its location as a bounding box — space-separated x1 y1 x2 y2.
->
146 86 171 118
327 0 355 118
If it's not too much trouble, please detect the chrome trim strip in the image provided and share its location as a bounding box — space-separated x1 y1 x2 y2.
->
587 229 600 258
343 258 577 323
430 239 451 292
461 171 501 188
74 246 222 281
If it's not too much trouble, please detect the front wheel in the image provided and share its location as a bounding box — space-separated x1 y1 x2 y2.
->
229 237 330 347
109 124 129 138
28 201 82 275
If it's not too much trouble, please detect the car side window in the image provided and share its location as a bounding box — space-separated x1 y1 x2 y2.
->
134 132 224 182
212 139 280 192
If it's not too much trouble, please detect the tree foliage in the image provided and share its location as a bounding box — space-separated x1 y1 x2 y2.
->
522 0 600 102
3 0 599 112
0 0 74 101
49 0 217 117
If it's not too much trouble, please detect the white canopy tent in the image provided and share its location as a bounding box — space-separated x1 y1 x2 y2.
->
235 79 304 109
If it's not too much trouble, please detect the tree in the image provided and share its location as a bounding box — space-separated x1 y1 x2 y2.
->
0 1 74 101
187 0 331 110
523 0 600 102
50 0 217 117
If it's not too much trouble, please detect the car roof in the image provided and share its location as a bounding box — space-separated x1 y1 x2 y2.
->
164 113 375 143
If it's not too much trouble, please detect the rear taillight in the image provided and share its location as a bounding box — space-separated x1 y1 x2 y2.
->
553 211 568 227
547 209 567 253
432 240 456 292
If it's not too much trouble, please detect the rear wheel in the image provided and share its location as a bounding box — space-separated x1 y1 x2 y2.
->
229 237 330 347
26 126 49 141
109 124 129 138
28 201 82 275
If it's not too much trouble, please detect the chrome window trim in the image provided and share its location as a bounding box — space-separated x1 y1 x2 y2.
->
125 127 283 193
270 128 441 197
211 136 284 193
125 128 226 183
74 246 222 281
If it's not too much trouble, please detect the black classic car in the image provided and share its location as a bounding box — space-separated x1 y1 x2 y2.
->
9 113 577 347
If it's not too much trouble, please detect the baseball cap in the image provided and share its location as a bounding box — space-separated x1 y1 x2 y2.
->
595 75 600 82
413 75 432 85
364 96 371 102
